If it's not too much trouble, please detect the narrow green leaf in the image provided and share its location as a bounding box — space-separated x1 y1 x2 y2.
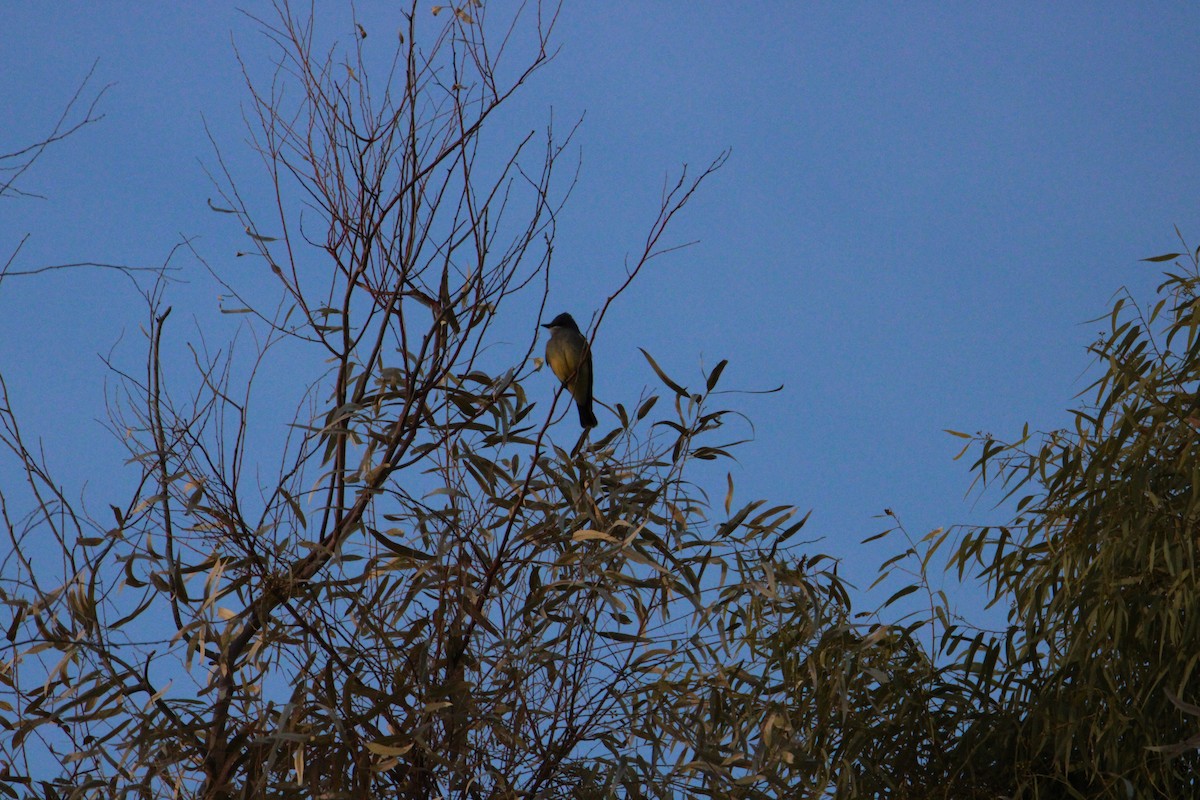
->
705 359 728 392
639 348 688 397
883 584 919 607
245 227 279 242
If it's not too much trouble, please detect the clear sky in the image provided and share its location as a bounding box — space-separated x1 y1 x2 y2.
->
3 3 1199 619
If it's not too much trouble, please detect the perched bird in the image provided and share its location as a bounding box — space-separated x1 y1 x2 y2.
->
542 312 598 428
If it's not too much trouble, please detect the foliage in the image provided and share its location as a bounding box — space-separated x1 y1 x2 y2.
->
820 247 1200 799
920 246 1200 798
0 3 838 799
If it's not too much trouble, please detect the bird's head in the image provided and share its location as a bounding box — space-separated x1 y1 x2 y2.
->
542 312 579 331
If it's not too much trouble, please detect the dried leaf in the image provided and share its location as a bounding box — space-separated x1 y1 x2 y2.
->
573 529 617 543
366 741 414 757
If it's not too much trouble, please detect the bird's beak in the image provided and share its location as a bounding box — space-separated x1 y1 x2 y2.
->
541 323 553 329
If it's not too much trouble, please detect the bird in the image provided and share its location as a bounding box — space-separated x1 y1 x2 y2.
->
542 312 598 428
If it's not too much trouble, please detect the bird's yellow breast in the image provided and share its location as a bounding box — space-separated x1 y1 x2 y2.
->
545 336 581 382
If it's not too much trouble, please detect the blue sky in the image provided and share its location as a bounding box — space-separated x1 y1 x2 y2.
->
3 3 1199 619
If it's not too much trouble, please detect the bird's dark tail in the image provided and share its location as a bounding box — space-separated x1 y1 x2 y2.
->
578 399 598 428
